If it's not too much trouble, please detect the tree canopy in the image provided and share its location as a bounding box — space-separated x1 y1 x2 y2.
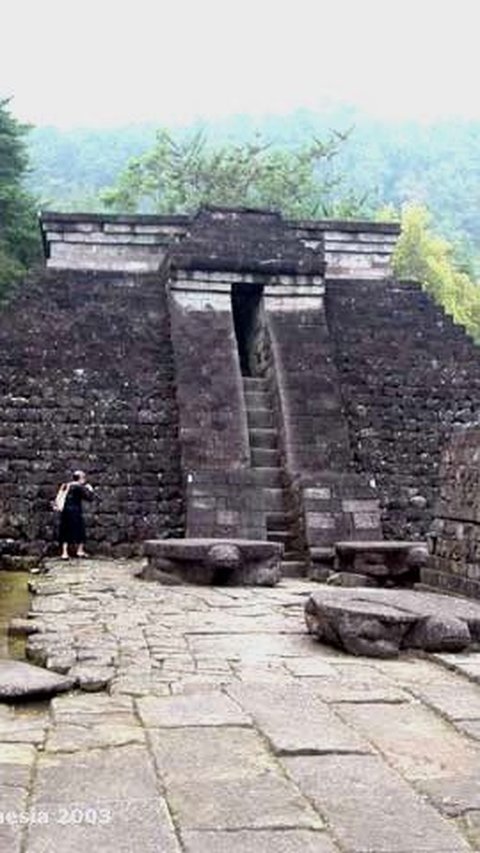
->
0 98 39 294
101 127 367 218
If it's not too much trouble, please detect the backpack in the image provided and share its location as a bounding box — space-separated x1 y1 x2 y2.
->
52 483 70 513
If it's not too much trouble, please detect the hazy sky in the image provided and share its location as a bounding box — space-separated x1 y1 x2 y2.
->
2 0 480 127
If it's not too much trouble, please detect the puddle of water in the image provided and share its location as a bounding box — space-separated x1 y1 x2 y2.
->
0 570 30 660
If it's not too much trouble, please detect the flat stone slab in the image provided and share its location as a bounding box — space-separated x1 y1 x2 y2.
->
136 692 251 728
227 682 372 755
285 754 470 852
305 587 480 657
0 660 74 701
334 539 428 579
143 538 282 586
26 745 181 853
181 829 337 853
149 726 322 831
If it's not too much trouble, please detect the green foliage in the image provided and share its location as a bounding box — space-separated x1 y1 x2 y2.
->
393 205 480 341
101 127 367 218
25 107 480 265
0 98 40 295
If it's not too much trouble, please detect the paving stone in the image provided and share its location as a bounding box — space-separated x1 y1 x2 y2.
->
0 785 29 853
456 720 480 741
285 754 470 852
0 743 37 787
150 726 322 830
188 632 311 662
227 683 371 755
0 719 46 744
284 657 340 677
306 676 409 704
422 774 480 817
69 664 115 692
335 701 479 783
411 681 480 721
169 676 233 694
181 829 337 852
46 723 145 752
136 692 251 728
459 811 480 849
435 653 480 684
51 693 134 723
373 656 462 685
25 745 180 853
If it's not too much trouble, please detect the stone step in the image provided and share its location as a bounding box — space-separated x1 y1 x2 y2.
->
249 428 278 449
284 550 303 561
310 546 336 565
250 468 283 488
281 560 306 578
243 377 267 391
262 488 286 512
247 408 274 429
245 391 270 409
266 511 292 531
251 447 281 467
267 530 293 545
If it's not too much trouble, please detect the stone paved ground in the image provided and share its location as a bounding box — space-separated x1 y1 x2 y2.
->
2 559 480 851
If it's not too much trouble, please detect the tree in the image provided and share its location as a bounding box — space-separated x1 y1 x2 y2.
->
393 204 480 341
101 127 367 218
0 98 40 294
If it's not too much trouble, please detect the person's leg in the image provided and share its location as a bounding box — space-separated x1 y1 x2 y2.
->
61 542 69 560
76 542 88 557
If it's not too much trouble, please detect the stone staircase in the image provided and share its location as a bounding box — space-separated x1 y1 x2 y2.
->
243 376 305 577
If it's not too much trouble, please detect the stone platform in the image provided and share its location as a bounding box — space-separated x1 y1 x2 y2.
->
333 540 429 584
306 587 480 658
4 558 480 852
142 538 282 586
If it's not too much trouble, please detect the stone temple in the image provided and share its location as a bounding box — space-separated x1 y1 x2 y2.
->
1 206 480 595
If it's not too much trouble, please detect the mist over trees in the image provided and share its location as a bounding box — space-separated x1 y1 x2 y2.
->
3 96 480 338
101 127 366 218
26 104 480 263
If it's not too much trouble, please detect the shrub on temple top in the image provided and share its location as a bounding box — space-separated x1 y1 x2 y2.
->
101 127 368 219
393 204 480 342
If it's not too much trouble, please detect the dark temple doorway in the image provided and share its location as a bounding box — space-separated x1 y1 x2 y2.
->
231 285 263 376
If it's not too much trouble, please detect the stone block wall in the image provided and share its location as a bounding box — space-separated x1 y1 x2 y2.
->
424 426 480 599
41 210 400 280
264 285 351 474
325 279 480 540
249 283 382 555
42 212 189 271
168 273 250 472
289 219 400 279
0 269 184 555
186 470 267 540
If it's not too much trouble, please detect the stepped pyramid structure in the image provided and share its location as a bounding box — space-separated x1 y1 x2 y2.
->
0 207 478 585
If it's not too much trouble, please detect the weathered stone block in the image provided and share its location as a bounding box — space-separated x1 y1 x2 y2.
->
305 587 480 657
143 538 282 586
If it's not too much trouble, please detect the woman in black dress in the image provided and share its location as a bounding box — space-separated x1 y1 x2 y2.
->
59 470 95 560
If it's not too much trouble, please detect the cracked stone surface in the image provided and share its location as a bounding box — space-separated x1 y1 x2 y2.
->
1 558 480 851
